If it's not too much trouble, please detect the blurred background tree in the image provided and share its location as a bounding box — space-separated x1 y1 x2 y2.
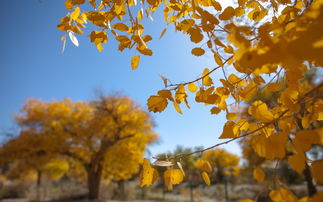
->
1 94 158 200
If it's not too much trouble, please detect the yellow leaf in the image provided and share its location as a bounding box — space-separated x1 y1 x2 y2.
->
202 171 211 185
175 84 187 103
251 132 288 160
195 159 212 173
71 7 81 21
164 169 184 190
240 200 254 202
253 167 265 182
238 82 258 102
228 74 246 87
188 83 198 93
137 47 153 56
224 45 234 53
188 27 203 43
219 6 235 20
65 0 74 10
138 8 143 21
297 197 309 202
311 160 323 184
140 158 159 187
147 95 168 113
252 9 267 21
214 52 223 66
158 89 174 101
269 188 297 202
226 113 238 121
288 153 306 174
191 47 205 56
211 0 222 11
248 100 274 123
293 130 321 153
219 121 237 139
160 28 167 39
246 1 259 8
235 7 245 17
238 0 248 7
89 0 96 8
131 55 140 70
267 83 282 92
310 192 323 202
112 23 129 32
202 68 214 86
173 102 183 114
214 38 225 47
210 107 221 114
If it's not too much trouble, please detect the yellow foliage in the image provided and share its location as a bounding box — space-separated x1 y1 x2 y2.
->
139 158 158 187
253 167 265 182
164 169 184 190
311 160 323 184
251 132 288 160
201 171 211 185
131 55 140 70
56 0 323 195
269 188 297 202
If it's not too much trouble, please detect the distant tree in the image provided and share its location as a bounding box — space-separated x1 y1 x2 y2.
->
0 132 68 201
196 148 240 183
13 95 158 199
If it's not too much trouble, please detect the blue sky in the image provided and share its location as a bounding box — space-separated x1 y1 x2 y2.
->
0 0 241 156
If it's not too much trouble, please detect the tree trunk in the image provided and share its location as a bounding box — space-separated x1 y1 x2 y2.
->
303 163 317 197
36 170 42 202
86 166 102 199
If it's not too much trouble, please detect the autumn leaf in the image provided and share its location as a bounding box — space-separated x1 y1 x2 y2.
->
140 158 159 187
188 83 198 93
164 169 184 190
131 55 140 70
269 188 297 202
147 95 168 112
266 83 282 92
188 27 203 43
219 121 237 139
251 132 288 160
288 153 306 174
219 6 235 20
160 28 167 39
70 7 81 21
113 23 129 32
191 47 205 56
202 171 211 185
311 160 323 184
253 167 265 182
248 101 274 123
214 52 223 66
210 107 221 114
173 102 183 114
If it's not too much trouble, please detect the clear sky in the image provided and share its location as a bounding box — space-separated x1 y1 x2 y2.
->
0 0 241 157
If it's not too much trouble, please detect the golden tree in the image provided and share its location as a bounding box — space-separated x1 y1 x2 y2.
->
0 132 68 201
57 0 323 200
14 95 158 199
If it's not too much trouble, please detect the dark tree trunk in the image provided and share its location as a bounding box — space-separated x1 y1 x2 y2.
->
36 170 42 202
86 165 102 199
303 163 317 197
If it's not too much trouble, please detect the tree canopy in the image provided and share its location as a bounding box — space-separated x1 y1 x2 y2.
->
5 95 158 199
